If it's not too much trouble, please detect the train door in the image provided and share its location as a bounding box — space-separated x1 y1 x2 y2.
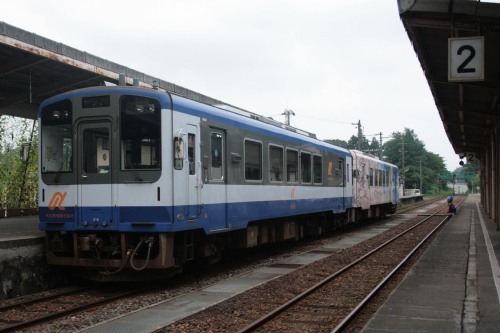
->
173 123 201 221
77 121 114 228
187 125 200 219
207 129 227 231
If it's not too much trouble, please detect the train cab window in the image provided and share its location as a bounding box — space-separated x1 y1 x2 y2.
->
245 139 262 181
313 155 322 184
40 99 73 175
301 152 312 184
269 145 283 182
286 149 298 183
120 95 161 170
82 127 110 174
210 131 224 181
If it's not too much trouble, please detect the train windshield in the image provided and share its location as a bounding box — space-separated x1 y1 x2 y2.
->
120 95 161 170
40 99 73 174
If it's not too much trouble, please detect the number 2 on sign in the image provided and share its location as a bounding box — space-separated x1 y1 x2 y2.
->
457 45 476 73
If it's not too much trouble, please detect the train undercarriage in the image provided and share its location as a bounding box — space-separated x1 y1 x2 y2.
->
45 205 394 281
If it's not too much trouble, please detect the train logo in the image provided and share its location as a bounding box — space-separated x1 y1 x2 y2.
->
48 192 67 211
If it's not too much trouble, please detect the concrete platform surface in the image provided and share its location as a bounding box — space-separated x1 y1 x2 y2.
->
362 194 500 333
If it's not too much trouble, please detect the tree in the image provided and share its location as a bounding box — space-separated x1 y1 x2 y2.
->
0 116 38 209
325 138 348 149
382 128 447 193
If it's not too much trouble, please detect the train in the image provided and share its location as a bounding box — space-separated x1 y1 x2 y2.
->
37 85 399 281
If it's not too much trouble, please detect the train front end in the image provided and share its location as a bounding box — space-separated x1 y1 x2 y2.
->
38 86 177 280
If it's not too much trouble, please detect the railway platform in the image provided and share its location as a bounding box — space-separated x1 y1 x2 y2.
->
0 215 63 300
362 194 500 333
0 215 44 261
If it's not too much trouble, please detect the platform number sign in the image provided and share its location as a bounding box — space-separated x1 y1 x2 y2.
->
448 37 484 82
466 152 476 163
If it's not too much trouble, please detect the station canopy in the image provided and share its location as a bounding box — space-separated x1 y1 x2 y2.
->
0 21 229 120
399 0 500 163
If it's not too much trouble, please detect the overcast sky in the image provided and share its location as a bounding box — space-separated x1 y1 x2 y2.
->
3 0 464 170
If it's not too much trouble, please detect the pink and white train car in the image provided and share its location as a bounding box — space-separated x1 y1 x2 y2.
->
350 150 399 220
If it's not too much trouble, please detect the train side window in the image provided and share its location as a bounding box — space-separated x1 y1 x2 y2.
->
301 152 312 184
286 149 298 183
313 155 322 184
188 134 195 175
369 167 374 186
210 131 224 181
346 163 350 183
338 159 344 186
269 145 283 182
245 139 262 181
173 137 184 170
174 134 195 174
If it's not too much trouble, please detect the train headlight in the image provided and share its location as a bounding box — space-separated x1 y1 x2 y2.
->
52 110 70 119
134 103 156 113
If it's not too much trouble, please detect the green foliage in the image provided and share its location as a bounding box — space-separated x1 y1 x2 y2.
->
384 129 450 193
0 116 38 209
324 138 348 149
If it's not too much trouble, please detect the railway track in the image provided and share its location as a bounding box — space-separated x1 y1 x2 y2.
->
161 197 460 332
0 285 151 333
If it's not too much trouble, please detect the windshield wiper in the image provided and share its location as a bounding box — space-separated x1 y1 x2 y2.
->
126 158 143 181
54 160 64 184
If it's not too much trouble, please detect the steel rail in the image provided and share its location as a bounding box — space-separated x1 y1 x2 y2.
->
0 286 152 333
236 203 453 333
0 286 91 312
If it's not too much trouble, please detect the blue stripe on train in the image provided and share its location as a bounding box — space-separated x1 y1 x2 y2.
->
39 196 352 233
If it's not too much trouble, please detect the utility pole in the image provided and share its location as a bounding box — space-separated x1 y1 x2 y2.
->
378 132 384 159
379 132 383 157
282 109 295 126
351 120 362 150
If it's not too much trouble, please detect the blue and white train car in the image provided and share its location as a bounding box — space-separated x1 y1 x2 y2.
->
38 86 355 280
